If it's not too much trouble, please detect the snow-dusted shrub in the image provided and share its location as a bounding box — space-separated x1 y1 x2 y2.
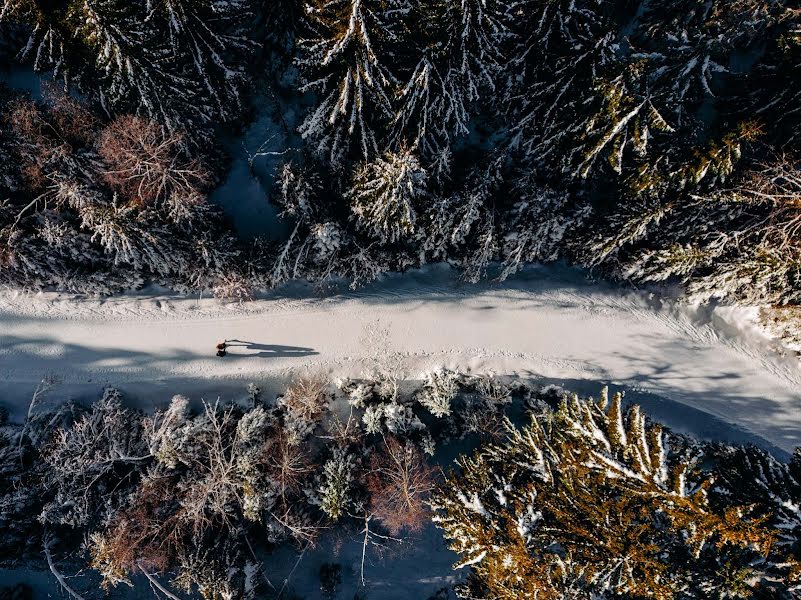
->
360 401 425 437
40 388 149 528
417 369 460 418
149 394 190 467
212 273 254 303
318 449 353 521
338 378 377 409
279 375 328 444
383 403 424 435
475 375 512 408
448 374 512 439
457 397 505 440
362 404 385 435
420 433 436 457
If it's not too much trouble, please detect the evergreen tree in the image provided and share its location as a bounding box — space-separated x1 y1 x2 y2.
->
296 0 404 166
0 0 251 130
393 0 512 162
432 389 797 599
347 147 428 243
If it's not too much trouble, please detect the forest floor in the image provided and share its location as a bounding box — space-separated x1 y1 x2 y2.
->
1 264 799 455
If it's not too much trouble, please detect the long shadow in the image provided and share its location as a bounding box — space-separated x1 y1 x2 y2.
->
224 339 318 358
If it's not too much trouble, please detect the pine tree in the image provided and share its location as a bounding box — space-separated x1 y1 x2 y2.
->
319 448 353 521
497 174 589 281
508 0 619 171
0 0 251 131
392 0 513 161
432 390 793 600
633 0 776 126
747 5 801 145
296 0 404 166
347 147 428 243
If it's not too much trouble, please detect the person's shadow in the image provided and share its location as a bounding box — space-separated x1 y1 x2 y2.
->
224 339 318 358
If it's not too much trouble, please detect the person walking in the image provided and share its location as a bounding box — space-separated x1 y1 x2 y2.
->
216 340 228 357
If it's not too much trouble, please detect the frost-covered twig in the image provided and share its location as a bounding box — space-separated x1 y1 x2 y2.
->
44 539 86 600
139 564 184 600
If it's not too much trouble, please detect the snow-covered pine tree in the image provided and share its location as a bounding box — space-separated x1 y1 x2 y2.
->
497 173 590 281
296 0 404 166
508 0 769 196
0 0 77 80
431 389 790 599
347 147 427 243
268 161 327 285
508 0 619 172
417 152 506 279
633 0 777 128
149 0 251 125
612 151 801 306
0 89 239 294
705 443 801 594
747 5 801 145
570 63 675 181
319 448 353 521
392 0 513 162
0 0 251 131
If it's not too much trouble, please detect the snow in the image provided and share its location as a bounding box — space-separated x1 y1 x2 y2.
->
0 524 462 600
0 264 799 458
0 64 44 99
208 93 295 240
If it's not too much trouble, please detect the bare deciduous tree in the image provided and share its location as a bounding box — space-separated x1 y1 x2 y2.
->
367 437 436 536
97 116 209 206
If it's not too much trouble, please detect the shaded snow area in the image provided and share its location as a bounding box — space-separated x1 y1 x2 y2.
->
208 92 298 241
1 264 799 453
0 523 462 600
0 64 43 99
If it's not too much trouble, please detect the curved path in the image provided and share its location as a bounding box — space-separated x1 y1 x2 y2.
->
1 265 799 452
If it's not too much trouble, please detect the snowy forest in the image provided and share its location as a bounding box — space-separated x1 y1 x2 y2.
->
1 2 801 598
0 0 798 332
1 373 800 599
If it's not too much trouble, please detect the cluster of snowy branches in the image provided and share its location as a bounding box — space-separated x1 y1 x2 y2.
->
0 84 245 295
264 0 800 316
0 371 519 598
0 0 253 132
2 375 799 599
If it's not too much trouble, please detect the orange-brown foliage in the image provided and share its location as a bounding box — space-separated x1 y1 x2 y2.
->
367 437 436 536
97 115 209 205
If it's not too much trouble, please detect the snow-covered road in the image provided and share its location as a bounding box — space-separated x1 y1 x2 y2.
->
1 266 799 452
